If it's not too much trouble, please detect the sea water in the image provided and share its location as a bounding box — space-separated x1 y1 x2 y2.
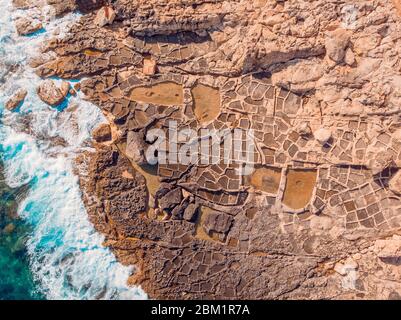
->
0 1 147 300
0 162 43 300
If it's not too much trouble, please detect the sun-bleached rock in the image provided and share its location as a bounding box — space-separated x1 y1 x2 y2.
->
39 0 401 301
334 262 347 276
314 128 332 145
12 0 30 9
393 0 401 16
325 29 351 63
393 129 401 141
374 236 401 261
126 130 146 165
344 48 356 66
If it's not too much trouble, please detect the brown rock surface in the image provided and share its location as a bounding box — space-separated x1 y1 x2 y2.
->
47 0 106 16
15 17 42 36
325 29 351 63
389 170 401 195
143 58 157 75
92 123 112 143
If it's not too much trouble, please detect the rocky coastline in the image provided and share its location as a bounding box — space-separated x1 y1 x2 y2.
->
11 0 401 299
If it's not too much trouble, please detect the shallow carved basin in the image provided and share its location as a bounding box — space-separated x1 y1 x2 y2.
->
282 169 317 210
191 84 221 124
129 82 183 105
249 167 282 194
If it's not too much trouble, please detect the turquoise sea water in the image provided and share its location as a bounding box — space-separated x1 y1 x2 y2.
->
0 1 147 300
0 163 43 300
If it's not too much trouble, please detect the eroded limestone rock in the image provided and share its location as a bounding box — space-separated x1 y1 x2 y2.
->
15 17 42 36
314 128 332 145
95 6 116 27
92 124 112 143
33 0 401 300
272 59 325 94
203 211 233 235
5 88 27 111
126 131 147 165
143 58 157 76
325 29 351 64
183 203 199 222
158 188 182 211
389 171 401 195
368 151 394 175
297 122 312 137
374 236 401 263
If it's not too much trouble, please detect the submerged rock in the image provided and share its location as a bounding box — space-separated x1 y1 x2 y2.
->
5 88 27 111
2 223 15 235
37 80 70 107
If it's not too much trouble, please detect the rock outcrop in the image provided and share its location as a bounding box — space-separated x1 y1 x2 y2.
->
5 88 27 111
15 17 42 36
46 0 106 16
94 6 116 27
37 80 69 106
389 170 401 195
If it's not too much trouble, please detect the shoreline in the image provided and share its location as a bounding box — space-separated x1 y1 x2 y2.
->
6 0 401 300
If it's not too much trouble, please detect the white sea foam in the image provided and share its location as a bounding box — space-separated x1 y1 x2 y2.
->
0 1 147 300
